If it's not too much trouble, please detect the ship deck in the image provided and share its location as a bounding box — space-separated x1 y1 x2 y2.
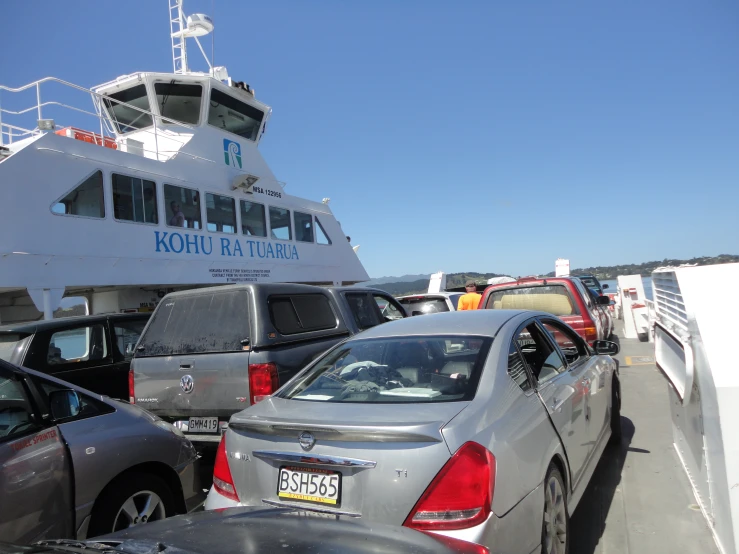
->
570 321 718 553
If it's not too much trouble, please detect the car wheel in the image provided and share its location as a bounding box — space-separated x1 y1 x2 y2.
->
88 473 175 538
609 378 622 445
541 464 568 554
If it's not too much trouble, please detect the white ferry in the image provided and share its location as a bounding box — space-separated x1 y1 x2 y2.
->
0 1 368 324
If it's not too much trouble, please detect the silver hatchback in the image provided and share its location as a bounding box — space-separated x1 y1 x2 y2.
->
0 360 203 544
205 310 621 554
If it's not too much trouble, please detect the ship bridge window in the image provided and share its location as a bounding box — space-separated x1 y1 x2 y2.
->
103 84 153 134
208 88 264 141
206 192 236 233
269 207 292 241
52 170 105 218
164 184 201 229
241 200 267 237
315 217 332 245
155 82 203 125
112 174 158 224
294 212 314 243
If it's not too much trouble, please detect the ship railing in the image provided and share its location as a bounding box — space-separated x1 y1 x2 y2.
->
0 76 215 164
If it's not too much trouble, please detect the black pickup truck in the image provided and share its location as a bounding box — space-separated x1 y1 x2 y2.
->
130 283 406 445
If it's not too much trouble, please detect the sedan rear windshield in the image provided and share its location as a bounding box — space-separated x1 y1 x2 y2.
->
485 285 579 316
136 291 249 356
278 335 492 403
399 297 451 315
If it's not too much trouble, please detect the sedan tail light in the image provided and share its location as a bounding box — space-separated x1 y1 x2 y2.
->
213 435 240 502
404 442 495 531
248 362 279 405
128 369 135 404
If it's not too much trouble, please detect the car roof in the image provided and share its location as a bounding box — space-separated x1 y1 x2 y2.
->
328 286 397 295
162 282 331 300
0 312 149 334
352 309 542 339
484 276 578 290
397 292 460 299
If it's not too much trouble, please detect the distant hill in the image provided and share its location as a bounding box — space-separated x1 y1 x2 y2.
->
373 272 508 296
370 255 739 297
363 274 430 287
53 304 87 318
543 254 739 280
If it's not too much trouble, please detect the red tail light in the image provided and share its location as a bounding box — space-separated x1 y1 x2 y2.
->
404 442 495 531
128 369 135 404
248 362 279 405
213 435 240 502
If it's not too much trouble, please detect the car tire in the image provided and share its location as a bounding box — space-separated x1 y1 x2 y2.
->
88 472 176 538
541 464 569 554
609 378 622 445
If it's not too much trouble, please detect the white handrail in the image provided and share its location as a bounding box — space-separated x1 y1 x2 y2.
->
0 75 200 160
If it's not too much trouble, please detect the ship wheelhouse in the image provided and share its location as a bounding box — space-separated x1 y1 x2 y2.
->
92 71 270 160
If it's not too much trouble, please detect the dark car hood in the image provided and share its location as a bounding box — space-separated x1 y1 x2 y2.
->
86 507 483 554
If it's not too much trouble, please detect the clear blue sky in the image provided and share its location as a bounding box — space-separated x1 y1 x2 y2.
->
2 1 737 278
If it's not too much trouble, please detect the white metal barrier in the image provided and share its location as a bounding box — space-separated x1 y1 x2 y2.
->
653 263 739 554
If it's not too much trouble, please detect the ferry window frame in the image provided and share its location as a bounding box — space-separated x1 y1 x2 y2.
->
163 184 202 230
50 169 106 220
204 191 237 235
102 84 154 135
154 81 203 126
315 217 332 246
207 84 265 142
240 199 267 237
269 206 292 241
111 173 159 226
294 211 314 243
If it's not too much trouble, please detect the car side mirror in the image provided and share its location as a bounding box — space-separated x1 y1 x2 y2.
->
49 389 81 420
593 340 619 356
596 295 610 306
602 284 609 290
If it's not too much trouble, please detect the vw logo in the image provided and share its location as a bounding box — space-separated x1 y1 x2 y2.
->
180 375 194 394
298 431 316 451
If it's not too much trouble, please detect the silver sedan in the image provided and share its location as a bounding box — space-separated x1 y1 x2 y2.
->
205 310 621 554
0 360 203 544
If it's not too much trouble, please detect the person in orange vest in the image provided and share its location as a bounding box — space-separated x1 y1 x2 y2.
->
457 280 482 310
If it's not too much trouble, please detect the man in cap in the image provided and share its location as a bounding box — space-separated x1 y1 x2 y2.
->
457 280 482 310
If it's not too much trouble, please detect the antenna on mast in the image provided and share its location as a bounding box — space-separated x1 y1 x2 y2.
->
169 0 189 74
169 0 216 75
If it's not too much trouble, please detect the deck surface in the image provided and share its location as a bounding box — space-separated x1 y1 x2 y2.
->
570 321 718 554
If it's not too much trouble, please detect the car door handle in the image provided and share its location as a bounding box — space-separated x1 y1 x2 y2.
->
550 398 567 412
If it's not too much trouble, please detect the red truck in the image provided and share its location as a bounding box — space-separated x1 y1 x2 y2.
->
478 276 612 344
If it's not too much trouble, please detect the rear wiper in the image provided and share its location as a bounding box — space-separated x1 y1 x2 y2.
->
35 540 168 554
33 541 118 554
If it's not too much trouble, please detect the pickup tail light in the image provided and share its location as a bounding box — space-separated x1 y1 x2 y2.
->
128 369 135 404
583 326 598 343
404 442 495 531
248 362 279 405
213 435 240 502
